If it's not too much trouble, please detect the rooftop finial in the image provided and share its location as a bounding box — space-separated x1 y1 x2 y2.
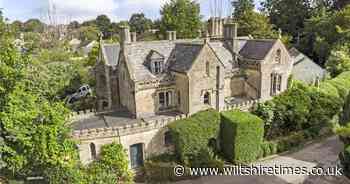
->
278 28 282 39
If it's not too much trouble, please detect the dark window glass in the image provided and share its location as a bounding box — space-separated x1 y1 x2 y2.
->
90 143 97 160
204 92 210 105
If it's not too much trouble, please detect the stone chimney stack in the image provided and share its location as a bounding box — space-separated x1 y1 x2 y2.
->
120 26 131 44
172 31 177 40
130 32 137 42
208 17 226 38
224 22 238 51
223 21 239 66
166 31 177 41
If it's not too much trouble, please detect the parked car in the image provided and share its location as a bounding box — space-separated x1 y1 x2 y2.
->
66 85 92 104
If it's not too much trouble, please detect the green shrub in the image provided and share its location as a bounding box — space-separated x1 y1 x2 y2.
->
340 145 350 178
260 141 277 158
148 153 177 163
253 81 342 140
275 131 306 153
143 161 196 183
220 110 264 164
190 147 224 169
168 109 220 165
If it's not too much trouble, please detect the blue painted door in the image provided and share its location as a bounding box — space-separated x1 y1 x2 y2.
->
130 143 143 168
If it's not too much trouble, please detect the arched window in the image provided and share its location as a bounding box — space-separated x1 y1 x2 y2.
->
204 92 210 105
206 62 210 76
90 143 97 160
275 49 282 64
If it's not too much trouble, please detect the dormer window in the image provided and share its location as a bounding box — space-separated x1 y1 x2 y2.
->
153 60 163 74
146 50 165 75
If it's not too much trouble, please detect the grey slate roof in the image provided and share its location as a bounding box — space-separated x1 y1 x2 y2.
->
239 40 277 60
169 43 204 72
121 37 278 82
290 48 326 84
208 39 247 69
101 43 120 66
124 40 203 81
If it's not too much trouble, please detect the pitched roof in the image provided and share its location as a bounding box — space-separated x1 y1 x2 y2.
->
121 37 278 82
239 40 277 60
290 48 326 84
208 39 247 69
124 40 204 81
101 43 120 66
169 43 204 72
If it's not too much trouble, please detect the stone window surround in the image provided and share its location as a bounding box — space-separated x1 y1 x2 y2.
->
157 89 175 111
203 91 211 105
271 73 282 96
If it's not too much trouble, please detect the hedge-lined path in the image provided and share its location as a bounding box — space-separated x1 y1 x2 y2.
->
175 136 350 184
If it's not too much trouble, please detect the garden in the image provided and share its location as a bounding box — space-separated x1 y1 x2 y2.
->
142 71 350 183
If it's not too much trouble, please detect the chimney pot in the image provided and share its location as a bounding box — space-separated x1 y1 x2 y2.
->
120 26 131 44
131 32 137 42
166 31 176 41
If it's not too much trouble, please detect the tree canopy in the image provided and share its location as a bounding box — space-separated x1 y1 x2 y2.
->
129 13 153 34
233 0 277 39
160 0 202 38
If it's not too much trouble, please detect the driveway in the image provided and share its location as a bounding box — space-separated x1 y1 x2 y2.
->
175 136 350 184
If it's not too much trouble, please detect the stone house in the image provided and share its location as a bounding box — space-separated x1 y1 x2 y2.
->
73 17 293 168
95 18 293 118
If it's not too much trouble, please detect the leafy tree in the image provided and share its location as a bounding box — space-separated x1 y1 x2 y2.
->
0 84 79 181
23 19 45 33
299 5 350 65
160 0 202 38
23 32 41 52
85 143 133 184
86 44 99 67
235 10 277 38
0 15 81 182
129 13 152 34
326 44 350 77
232 0 277 39
77 26 99 45
10 20 23 34
232 0 255 18
68 21 80 30
261 0 312 39
96 15 111 38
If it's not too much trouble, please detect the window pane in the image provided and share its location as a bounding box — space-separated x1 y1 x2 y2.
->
159 92 165 106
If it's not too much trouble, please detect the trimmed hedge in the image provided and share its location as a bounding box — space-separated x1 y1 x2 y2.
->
220 110 264 164
260 141 277 158
168 109 220 165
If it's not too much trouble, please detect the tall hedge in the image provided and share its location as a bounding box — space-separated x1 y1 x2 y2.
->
340 145 350 178
168 109 220 165
220 110 264 164
320 71 350 103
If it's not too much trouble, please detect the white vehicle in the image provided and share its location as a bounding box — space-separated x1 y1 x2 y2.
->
67 85 92 104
